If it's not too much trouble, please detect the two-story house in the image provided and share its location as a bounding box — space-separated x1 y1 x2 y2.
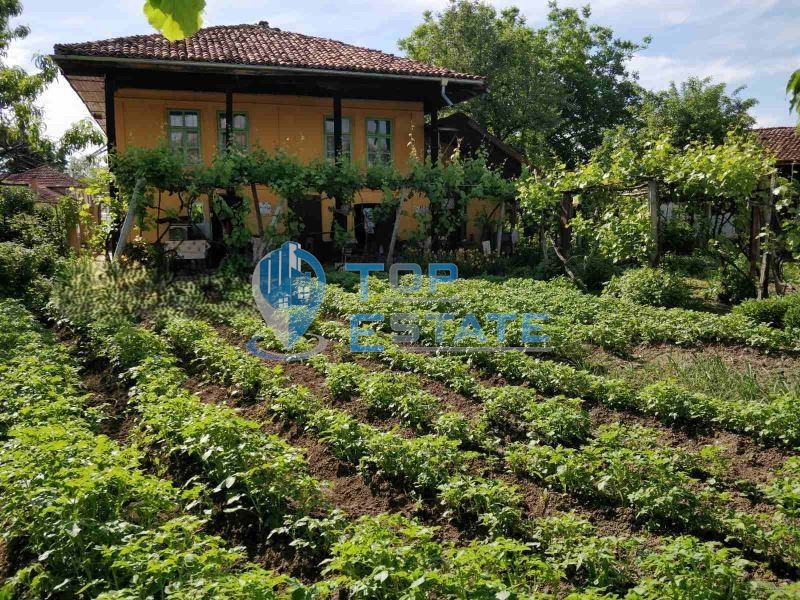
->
52 22 489 257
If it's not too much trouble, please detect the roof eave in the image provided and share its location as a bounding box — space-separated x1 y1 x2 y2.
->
51 54 487 87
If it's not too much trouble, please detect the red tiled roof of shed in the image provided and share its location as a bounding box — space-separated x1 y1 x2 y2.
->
755 127 800 163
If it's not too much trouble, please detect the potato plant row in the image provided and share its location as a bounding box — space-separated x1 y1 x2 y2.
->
48 302 622 598
206 279 800 448
0 300 306 599
219 315 800 576
138 313 634 597
92 322 326 530
319 278 798 354
206 306 798 526
310 320 796 498
309 313 800 452
158 313 800 598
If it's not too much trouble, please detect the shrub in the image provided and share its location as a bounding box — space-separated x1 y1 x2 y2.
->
763 457 800 518
322 514 444 599
717 265 756 304
433 412 474 445
361 433 466 492
571 254 620 292
324 514 559 599
785 303 800 332
0 241 38 294
661 252 717 278
603 267 690 308
479 386 589 446
733 296 789 328
359 372 439 428
0 425 177 597
662 212 698 253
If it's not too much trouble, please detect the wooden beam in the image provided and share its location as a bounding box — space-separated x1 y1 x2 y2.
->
333 95 343 161
104 73 116 151
225 89 234 149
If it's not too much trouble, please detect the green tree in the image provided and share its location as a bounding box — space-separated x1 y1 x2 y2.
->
398 2 560 163
638 77 757 147
0 0 103 172
399 1 647 166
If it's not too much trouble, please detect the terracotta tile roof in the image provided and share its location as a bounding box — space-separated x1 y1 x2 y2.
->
2 165 81 188
755 127 800 163
54 22 485 82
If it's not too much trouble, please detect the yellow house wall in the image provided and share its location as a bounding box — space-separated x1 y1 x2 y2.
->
466 198 502 243
113 89 430 243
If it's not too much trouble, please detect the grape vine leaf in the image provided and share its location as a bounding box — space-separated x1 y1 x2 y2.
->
143 0 205 41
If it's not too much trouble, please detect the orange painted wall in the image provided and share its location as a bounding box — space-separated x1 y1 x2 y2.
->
113 88 433 243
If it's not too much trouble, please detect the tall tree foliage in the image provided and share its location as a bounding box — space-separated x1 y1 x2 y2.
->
0 0 103 173
638 77 757 148
399 0 647 166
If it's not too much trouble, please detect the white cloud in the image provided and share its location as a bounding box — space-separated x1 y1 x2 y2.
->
630 55 757 91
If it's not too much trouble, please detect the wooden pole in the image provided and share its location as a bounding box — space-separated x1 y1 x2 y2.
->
250 184 265 236
495 200 505 256
648 179 660 266
333 95 343 160
104 73 118 260
758 175 776 299
748 200 761 276
558 192 572 257
225 90 234 149
386 188 409 268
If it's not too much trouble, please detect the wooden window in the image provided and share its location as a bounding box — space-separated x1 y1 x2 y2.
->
167 110 201 162
324 116 352 161
217 112 249 150
366 118 392 165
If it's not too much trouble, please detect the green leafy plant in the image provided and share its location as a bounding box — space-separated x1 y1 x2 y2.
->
143 0 205 41
603 267 691 308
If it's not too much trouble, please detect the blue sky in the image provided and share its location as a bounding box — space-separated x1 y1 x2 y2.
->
9 0 800 141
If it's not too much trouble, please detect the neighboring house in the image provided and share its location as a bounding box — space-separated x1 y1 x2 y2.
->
755 127 800 178
1 165 92 250
52 22 489 258
1 165 83 205
428 112 525 179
